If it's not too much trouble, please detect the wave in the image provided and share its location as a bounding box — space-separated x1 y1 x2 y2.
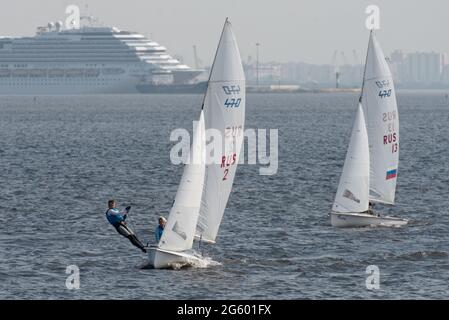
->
400 250 449 260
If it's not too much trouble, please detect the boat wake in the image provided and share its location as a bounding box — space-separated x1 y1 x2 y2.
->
141 251 221 270
163 256 222 270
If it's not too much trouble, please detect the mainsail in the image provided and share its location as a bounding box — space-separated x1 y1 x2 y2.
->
195 19 246 243
332 103 370 213
158 19 244 250
158 111 206 251
360 31 399 205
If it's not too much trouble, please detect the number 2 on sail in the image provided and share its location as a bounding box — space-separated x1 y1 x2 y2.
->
223 169 229 181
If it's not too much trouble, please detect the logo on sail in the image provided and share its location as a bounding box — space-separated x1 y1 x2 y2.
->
172 221 187 240
222 84 242 108
386 169 397 180
343 189 360 203
222 85 240 94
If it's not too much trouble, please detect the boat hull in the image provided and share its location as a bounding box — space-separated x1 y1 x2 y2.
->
330 212 408 228
136 81 207 94
147 247 202 269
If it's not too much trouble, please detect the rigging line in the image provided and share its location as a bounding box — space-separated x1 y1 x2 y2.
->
198 233 205 257
126 209 143 242
200 17 229 111
359 29 373 102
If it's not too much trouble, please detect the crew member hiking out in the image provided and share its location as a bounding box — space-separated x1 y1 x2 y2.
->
105 199 147 253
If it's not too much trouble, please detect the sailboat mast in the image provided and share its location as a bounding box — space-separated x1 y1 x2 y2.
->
359 29 373 102
201 17 230 110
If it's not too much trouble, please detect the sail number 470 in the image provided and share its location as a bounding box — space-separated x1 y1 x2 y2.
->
376 80 392 98
378 89 392 98
224 98 241 108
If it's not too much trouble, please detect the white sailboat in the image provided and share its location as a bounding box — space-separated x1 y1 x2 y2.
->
330 31 408 228
148 18 245 268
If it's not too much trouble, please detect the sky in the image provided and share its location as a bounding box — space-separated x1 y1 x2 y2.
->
0 0 447 67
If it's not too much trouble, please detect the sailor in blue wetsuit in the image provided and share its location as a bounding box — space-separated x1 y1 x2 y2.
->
105 199 147 253
155 216 167 243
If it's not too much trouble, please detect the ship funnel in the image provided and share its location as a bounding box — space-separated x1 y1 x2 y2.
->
47 22 55 31
55 21 63 32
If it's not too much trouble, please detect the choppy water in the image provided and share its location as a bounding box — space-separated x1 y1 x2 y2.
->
0 92 448 299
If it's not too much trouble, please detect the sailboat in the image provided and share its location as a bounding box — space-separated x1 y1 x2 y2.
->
330 30 408 228
148 18 245 268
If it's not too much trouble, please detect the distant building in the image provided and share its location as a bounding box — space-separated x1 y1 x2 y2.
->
242 50 449 89
244 61 281 85
406 52 444 83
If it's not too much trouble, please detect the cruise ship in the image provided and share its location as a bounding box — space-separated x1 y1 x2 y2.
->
0 16 203 94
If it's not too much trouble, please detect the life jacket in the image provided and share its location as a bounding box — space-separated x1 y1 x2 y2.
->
105 208 125 226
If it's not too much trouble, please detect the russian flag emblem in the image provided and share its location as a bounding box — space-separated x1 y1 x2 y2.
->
386 169 397 180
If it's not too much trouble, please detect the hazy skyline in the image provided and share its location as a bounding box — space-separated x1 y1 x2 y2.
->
0 0 447 67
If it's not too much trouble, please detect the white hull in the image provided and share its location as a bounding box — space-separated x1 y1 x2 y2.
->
330 212 408 228
147 247 203 269
0 78 139 95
